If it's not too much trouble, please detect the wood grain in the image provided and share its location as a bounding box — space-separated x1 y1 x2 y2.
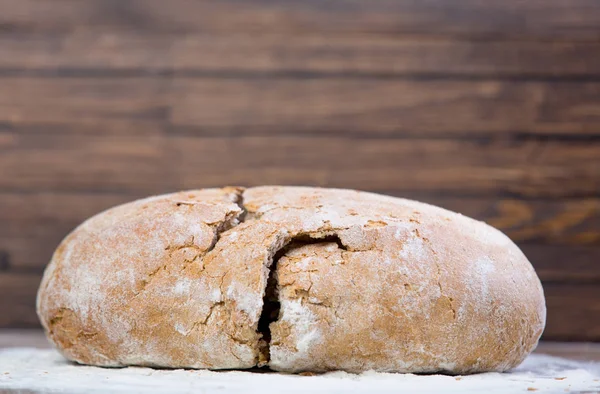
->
521 245 600 283
169 136 599 198
2 272 598 341
0 78 171 125
2 78 599 136
170 79 600 136
0 273 41 328
484 199 600 245
1 132 598 197
544 283 600 341
0 128 170 193
1 0 599 40
1 34 600 78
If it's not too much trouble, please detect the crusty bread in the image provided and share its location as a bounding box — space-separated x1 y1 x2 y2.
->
37 186 546 373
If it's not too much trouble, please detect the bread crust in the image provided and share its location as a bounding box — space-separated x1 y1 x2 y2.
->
37 186 546 373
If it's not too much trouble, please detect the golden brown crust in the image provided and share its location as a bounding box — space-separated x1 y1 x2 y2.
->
37 186 546 373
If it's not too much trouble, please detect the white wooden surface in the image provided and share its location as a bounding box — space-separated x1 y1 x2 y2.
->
1 330 599 394
0 347 599 394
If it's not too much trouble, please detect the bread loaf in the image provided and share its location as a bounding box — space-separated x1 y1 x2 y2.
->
37 186 546 373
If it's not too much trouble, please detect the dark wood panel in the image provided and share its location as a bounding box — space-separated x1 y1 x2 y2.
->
174 38 600 78
1 0 599 40
170 79 600 135
0 127 171 193
169 136 599 198
0 273 41 328
1 34 600 78
1 132 598 197
544 283 600 341
0 78 171 124
3 272 598 341
483 199 600 245
2 78 599 136
521 245 600 283
0 131 17 149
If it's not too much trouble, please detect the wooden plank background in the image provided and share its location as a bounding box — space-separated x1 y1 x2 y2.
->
0 0 599 341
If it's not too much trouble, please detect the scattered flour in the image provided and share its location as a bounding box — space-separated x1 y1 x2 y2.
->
0 348 598 394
